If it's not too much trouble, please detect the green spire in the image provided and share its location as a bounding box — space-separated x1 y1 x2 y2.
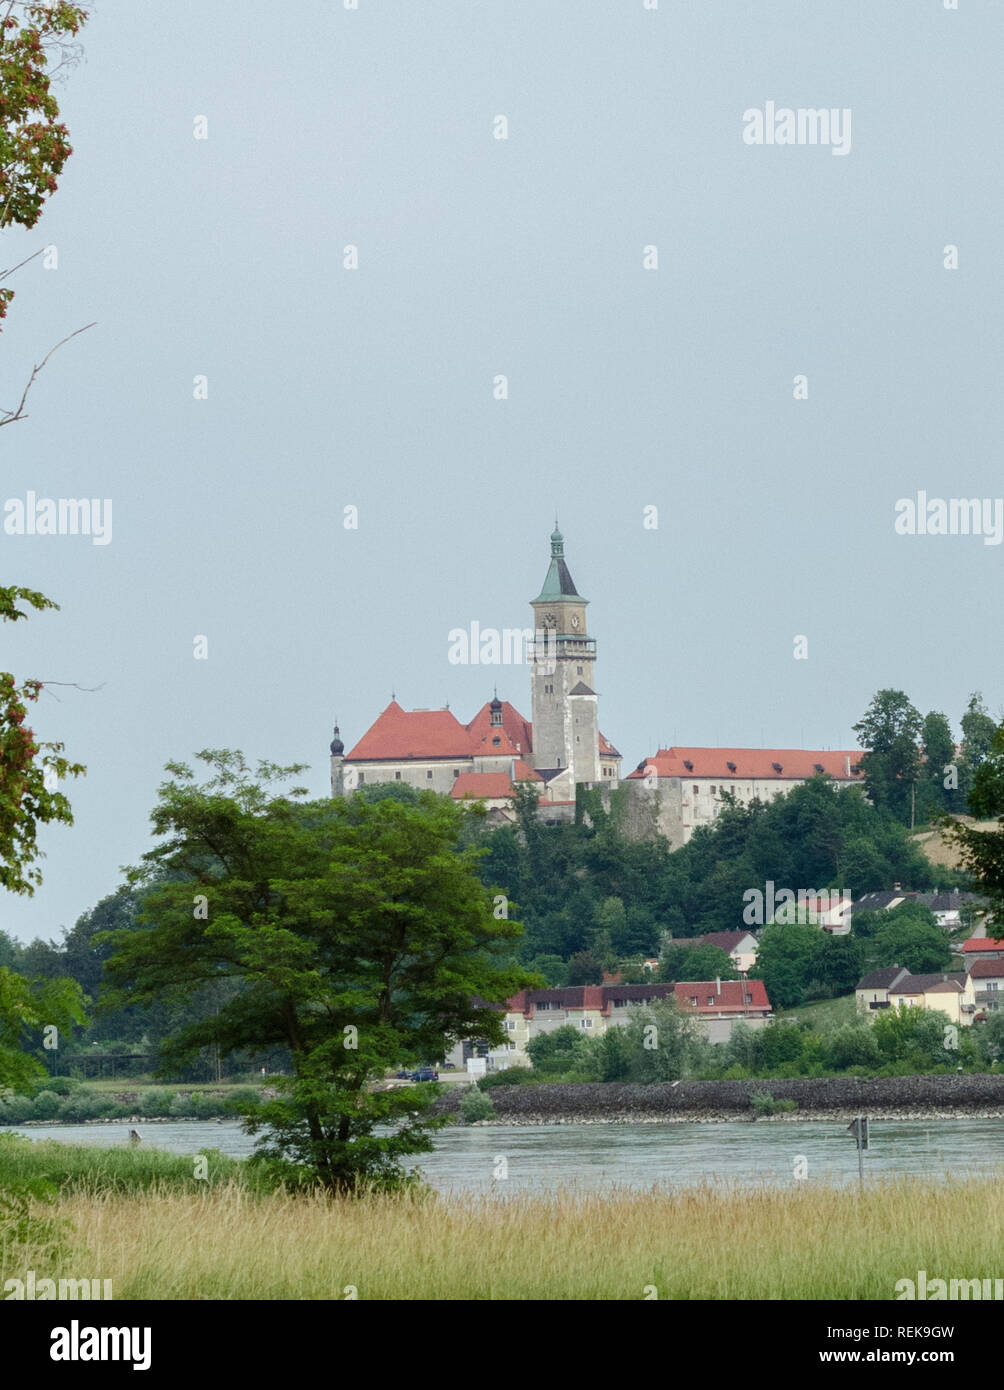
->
534 524 582 602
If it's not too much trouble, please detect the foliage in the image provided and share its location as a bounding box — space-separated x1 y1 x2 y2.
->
868 905 952 974
0 964 85 1093
100 751 533 1192
852 689 923 824
658 942 737 983
0 589 85 894
458 1087 495 1123
749 1088 798 1116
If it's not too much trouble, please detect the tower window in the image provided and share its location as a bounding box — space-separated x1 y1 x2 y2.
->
577 666 583 675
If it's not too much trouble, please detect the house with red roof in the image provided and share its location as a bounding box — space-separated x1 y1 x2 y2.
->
448 977 775 1068
961 936 1004 960
969 959 1004 1013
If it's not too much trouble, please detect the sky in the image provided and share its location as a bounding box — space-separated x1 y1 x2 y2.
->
2 0 1002 942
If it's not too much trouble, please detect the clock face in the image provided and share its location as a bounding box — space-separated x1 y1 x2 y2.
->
543 612 557 627
570 614 580 629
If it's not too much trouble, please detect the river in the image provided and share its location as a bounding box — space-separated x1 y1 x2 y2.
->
8 1115 1004 1193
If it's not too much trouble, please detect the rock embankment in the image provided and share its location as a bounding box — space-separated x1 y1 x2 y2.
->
434 1074 1004 1125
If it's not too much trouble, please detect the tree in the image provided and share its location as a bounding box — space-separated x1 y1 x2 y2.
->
919 711 956 820
870 905 951 975
947 720 1004 914
658 942 737 984
566 949 603 986
958 693 998 807
0 588 85 894
853 690 923 824
2 2 92 419
0 965 84 1095
101 751 533 1192
616 997 706 1083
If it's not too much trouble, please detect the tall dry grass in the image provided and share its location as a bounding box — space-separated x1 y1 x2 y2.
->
6 1176 1003 1300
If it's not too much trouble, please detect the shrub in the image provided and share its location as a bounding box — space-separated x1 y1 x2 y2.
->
38 1075 80 1097
0 1094 33 1125
479 1068 535 1089
749 1088 798 1117
137 1089 176 1118
56 1090 109 1123
459 1089 495 1123
29 1091 62 1121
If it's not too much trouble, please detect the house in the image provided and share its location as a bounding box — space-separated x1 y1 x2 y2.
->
674 930 759 973
853 890 987 930
855 965 910 1013
969 959 1004 1013
961 937 1004 960
855 967 977 1025
789 895 852 935
446 977 774 1067
671 978 773 1044
888 972 977 1026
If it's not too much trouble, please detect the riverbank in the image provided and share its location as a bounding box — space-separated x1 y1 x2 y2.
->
439 1073 1004 1126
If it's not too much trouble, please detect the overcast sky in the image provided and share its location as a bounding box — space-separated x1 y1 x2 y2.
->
3 0 1001 942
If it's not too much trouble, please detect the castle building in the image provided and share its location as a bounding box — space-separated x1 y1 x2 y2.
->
330 526 863 842
330 528 622 819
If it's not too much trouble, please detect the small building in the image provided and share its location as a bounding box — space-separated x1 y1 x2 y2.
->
969 959 1004 1012
856 967 977 1025
673 930 759 973
961 936 1004 961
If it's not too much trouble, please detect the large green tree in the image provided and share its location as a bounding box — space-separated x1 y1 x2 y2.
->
853 689 923 824
101 751 532 1192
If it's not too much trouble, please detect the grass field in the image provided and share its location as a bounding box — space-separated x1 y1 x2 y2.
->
2 1136 1002 1299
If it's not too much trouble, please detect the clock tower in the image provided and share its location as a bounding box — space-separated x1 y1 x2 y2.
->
529 526 602 784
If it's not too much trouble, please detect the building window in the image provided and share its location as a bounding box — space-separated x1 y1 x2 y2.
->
453 769 460 778
614 998 627 1008
577 666 583 675
693 785 699 796
427 770 433 779
508 1042 517 1051
707 996 715 1006
745 993 753 1004
358 773 365 784
505 1020 516 1031
579 1019 593 1029
395 771 401 780
690 997 698 1006
536 1001 552 1011
710 785 716 795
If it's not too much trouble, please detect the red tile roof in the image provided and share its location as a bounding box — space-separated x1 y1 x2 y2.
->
626 747 862 781
465 701 533 757
962 937 1004 954
673 979 772 1013
344 702 472 760
451 772 519 801
345 698 620 770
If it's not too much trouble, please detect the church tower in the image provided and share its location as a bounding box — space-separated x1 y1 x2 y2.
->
529 526 602 784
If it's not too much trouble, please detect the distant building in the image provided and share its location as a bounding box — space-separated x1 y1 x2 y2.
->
854 889 987 929
445 977 773 1068
855 966 977 1026
969 959 1004 1013
961 936 1004 960
673 930 759 973
623 748 863 851
329 529 621 819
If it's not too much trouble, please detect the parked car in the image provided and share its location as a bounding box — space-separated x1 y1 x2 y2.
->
409 1067 439 1082
393 1069 412 1079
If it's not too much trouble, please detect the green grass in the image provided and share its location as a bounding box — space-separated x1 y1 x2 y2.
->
775 994 860 1032
0 1133 266 1195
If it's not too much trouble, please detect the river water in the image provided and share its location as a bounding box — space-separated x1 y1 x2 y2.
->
8 1116 1004 1193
